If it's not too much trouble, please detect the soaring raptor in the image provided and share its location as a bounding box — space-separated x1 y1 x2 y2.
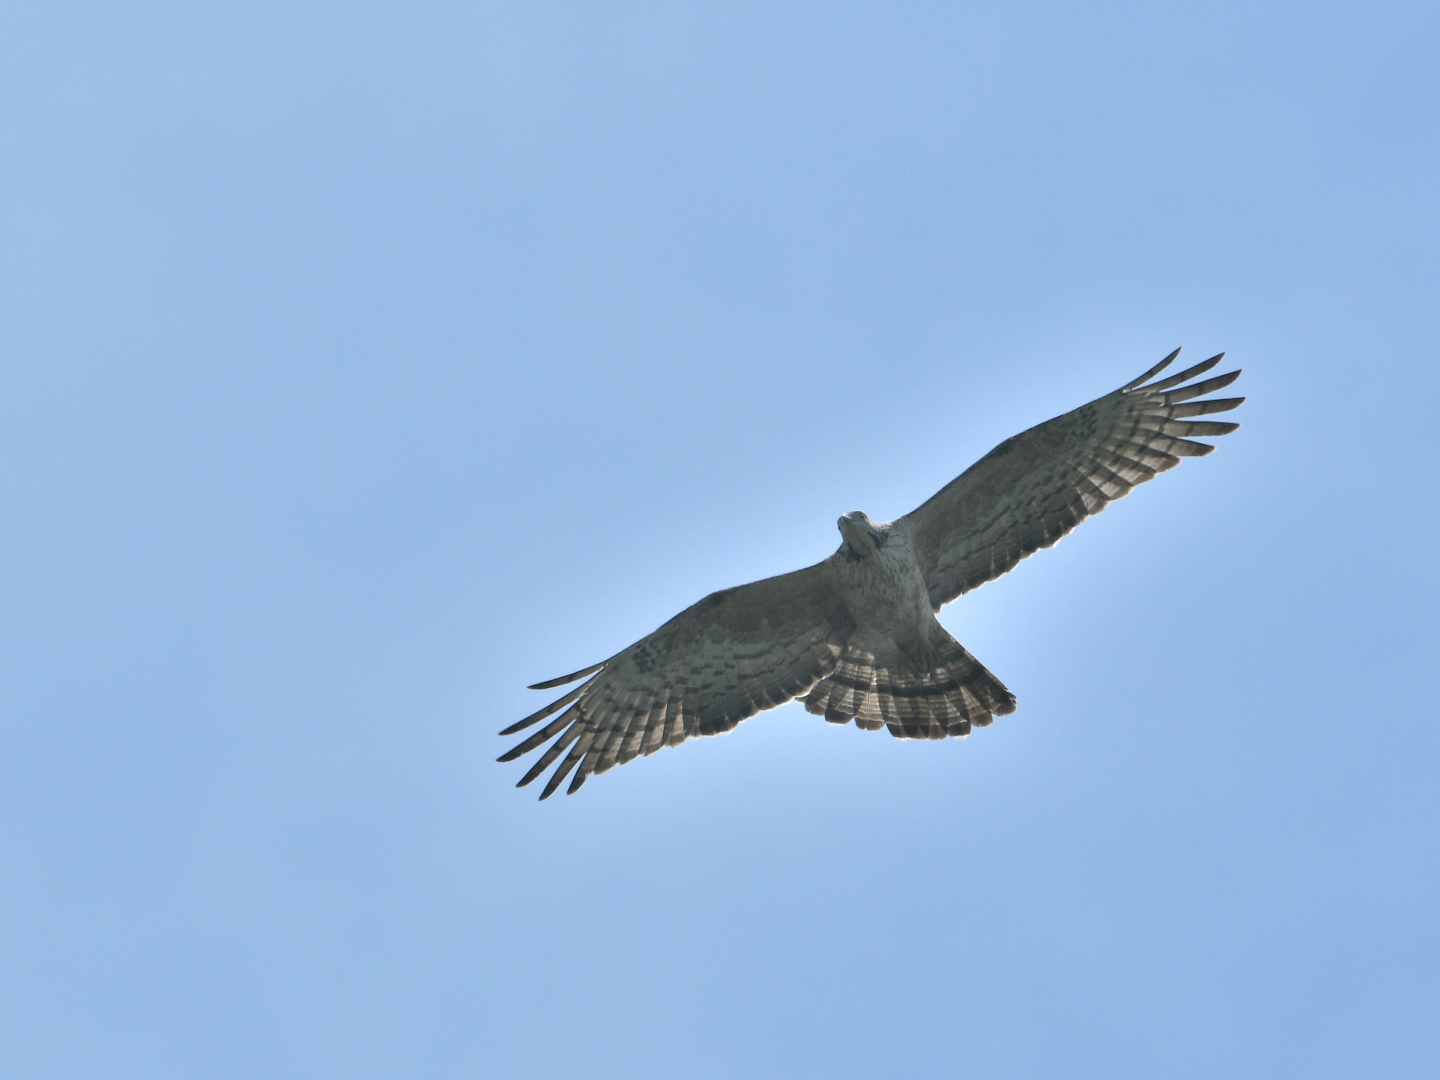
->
500 350 1243 798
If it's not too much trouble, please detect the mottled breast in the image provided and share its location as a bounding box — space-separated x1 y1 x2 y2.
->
831 523 936 656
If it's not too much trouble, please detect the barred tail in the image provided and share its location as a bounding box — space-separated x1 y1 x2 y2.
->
802 628 1015 740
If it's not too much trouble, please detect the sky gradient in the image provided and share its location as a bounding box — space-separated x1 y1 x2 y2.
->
2 2 1438 1077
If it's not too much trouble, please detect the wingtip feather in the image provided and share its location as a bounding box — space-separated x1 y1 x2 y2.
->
538 734 592 799
1140 353 1225 393
1120 348 1181 391
499 713 543 738
527 661 605 690
499 681 588 736
1163 369 1241 403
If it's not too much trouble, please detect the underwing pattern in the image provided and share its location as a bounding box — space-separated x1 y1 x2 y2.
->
501 350 1243 798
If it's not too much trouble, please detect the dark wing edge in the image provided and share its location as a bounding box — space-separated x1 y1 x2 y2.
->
499 563 855 799
902 349 1244 609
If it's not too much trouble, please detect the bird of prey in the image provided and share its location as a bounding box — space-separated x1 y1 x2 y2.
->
500 349 1243 799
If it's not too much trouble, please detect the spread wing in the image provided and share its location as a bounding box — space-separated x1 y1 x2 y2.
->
498 563 855 799
902 349 1244 609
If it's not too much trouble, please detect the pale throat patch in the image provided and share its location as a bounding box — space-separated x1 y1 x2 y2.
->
839 513 878 556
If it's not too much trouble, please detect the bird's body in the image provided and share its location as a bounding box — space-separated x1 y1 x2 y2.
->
500 350 1243 798
811 512 1015 737
834 514 934 660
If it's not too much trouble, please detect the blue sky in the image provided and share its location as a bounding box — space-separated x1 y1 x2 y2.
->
2 2 1437 1077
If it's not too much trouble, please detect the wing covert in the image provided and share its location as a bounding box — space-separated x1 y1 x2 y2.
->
499 562 855 798
901 350 1243 609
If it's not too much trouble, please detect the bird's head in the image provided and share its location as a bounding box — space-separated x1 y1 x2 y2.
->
837 510 884 559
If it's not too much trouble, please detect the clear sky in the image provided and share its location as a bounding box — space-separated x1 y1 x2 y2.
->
2 2 1437 1077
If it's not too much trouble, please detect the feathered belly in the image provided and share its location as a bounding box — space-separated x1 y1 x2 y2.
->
838 544 936 660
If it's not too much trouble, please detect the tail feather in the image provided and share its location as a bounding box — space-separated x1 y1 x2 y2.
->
803 629 1015 740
